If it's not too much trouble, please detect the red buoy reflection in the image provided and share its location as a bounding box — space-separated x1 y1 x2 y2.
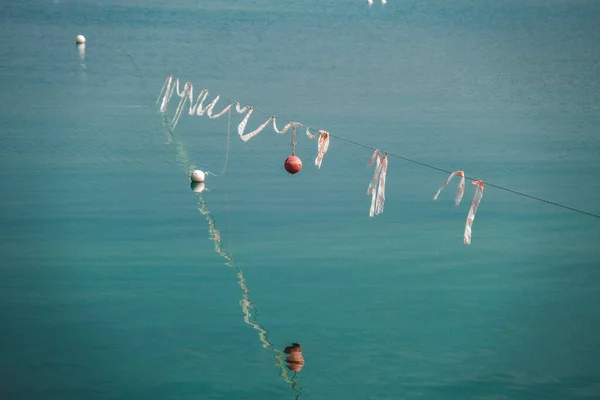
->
283 343 304 372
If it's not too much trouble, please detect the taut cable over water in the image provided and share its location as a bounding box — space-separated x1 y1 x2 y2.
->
160 112 302 399
157 74 600 224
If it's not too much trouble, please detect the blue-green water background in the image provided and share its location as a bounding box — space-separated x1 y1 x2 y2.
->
1 0 600 399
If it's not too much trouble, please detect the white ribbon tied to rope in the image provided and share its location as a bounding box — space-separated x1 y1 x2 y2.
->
272 118 301 135
433 170 466 206
157 74 178 113
464 180 484 245
367 150 388 217
159 77 300 142
157 75 335 176
171 82 240 129
236 108 274 142
157 76 241 127
306 129 330 168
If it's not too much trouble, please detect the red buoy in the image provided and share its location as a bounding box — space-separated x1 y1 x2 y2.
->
284 155 302 174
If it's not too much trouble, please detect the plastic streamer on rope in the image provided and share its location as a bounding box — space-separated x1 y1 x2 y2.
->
306 129 330 168
157 74 600 245
159 76 286 142
170 82 236 129
433 170 466 206
156 75 467 237
273 119 301 136
157 76 331 168
464 180 485 245
367 150 388 218
160 112 302 397
236 108 274 142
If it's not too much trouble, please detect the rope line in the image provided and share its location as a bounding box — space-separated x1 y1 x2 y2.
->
219 97 600 220
220 107 232 176
205 107 233 178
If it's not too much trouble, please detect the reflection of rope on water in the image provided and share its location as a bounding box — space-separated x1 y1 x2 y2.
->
160 112 301 398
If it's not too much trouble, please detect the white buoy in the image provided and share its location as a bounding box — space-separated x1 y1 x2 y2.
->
190 170 205 183
75 34 86 44
382 0 387 4
367 0 373 4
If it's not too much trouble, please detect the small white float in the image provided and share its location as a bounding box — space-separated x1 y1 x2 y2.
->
190 169 205 183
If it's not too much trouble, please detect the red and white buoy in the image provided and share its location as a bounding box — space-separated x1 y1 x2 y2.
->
284 125 302 175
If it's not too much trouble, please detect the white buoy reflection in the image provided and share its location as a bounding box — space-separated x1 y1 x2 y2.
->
191 182 205 193
76 43 86 67
76 43 86 83
161 111 302 399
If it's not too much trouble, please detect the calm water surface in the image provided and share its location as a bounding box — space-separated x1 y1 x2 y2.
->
1 0 600 399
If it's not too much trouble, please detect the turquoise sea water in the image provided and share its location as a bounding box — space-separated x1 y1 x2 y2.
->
1 1 600 399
